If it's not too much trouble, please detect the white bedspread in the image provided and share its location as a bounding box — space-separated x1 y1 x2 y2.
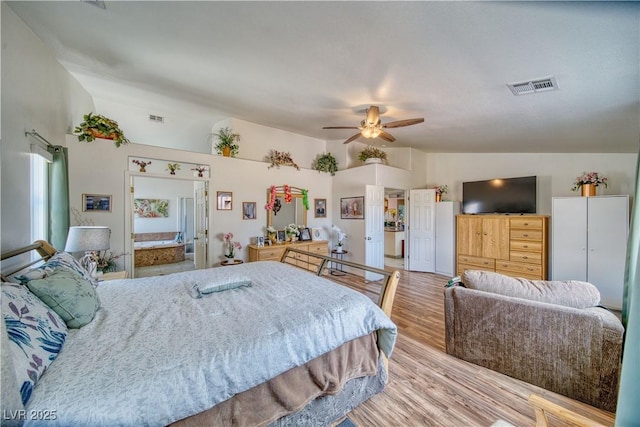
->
25 261 397 426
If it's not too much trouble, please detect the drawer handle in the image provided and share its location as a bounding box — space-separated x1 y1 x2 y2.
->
483 262 489 265
522 256 528 259
523 223 529 226
523 245 529 248
523 234 529 237
527 268 534 271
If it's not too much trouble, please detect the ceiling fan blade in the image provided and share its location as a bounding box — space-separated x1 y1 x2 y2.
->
343 133 362 144
383 118 425 128
323 126 359 130
379 131 396 142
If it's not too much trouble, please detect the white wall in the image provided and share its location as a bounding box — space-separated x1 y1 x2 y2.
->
425 153 637 215
0 4 94 253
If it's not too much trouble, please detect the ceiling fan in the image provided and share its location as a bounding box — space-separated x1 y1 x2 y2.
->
323 106 424 144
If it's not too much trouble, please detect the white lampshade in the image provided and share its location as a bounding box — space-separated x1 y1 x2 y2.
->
64 226 111 252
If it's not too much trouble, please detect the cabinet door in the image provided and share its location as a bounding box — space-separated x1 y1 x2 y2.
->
457 216 483 257
552 198 588 281
481 217 510 260
587 196 628 309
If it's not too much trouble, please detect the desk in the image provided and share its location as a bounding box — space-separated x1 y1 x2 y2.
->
330 250 348 276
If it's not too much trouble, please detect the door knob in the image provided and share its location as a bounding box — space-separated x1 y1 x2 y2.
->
366 237 372 240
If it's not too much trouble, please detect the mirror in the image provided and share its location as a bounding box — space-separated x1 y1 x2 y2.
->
267 194 307 230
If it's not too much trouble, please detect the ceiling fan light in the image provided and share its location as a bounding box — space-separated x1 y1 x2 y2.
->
360 127 382 139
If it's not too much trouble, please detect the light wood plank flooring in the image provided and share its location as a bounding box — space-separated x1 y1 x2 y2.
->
326 268 616 427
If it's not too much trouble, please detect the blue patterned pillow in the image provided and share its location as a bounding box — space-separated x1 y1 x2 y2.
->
15 251 99 288
1 283 68 405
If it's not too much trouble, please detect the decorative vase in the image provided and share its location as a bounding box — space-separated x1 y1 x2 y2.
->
436 193 442 202
222 146 231 157
139 166 146 173
365 158 382 164
581 184 596 197
268 233 277 244
88 128 116 140
170 170 176 175
336 245 343 253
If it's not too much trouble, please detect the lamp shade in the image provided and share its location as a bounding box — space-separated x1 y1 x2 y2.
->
64 226 111 252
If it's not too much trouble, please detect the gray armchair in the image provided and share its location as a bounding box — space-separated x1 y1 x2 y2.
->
444 270 624 412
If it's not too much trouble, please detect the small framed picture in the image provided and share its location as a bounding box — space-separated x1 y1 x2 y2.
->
243 202 256 220
299 227 312 241
314 198 327 218
217 191 232 210
257 236 265 247
311 227 326 241
83 194 112 212
277 230 286 243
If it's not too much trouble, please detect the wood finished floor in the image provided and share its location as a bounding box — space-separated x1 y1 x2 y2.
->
326 268 616 427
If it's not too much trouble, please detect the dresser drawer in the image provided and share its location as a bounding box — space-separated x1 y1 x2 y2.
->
307 243 329 256
510 251 542 264
496 260 542 277
457 255 495 269
258 247 286 261
510 229 543 241
510 217 543 230
510 240 542 252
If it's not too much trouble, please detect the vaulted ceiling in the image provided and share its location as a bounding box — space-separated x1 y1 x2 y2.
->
8 1 640 153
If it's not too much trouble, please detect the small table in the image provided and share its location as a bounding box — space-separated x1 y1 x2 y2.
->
330 250 348 276
221 259 243 266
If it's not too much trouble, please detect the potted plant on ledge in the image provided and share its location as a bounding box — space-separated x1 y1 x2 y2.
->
312 152 338 176
213 127 240 157
74 112 130 147
358 145 387 164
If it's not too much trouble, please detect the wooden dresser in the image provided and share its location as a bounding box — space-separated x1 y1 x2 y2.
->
248 241 329 272
456 214 548 280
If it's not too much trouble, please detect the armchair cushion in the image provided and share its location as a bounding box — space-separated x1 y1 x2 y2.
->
462 270 601 309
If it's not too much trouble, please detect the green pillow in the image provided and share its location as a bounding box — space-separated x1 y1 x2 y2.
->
26 269 100 329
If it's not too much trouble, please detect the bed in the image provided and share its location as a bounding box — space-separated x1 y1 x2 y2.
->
1 241 399 426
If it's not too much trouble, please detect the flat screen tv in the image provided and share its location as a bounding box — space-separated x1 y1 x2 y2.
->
462 176 537 214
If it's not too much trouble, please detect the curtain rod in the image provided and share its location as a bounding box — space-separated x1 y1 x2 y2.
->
25 129 54 147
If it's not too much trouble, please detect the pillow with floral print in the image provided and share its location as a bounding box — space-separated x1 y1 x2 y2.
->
1 282 68 405
15 251 99 288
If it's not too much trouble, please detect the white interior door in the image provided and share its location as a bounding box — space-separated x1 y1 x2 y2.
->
365 184 385 281
551 197 588 281
194 181 208 269
408 189 435 272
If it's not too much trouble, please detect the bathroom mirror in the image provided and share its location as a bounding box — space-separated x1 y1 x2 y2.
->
267 193 307 230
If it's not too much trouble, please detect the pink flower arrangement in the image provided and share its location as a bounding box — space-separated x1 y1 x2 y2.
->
223 232 242 259
265 185 277 211
571 172 608 191
433 185 448 195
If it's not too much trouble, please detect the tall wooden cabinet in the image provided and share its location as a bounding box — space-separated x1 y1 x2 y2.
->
551 196 629 309
456 214 548 280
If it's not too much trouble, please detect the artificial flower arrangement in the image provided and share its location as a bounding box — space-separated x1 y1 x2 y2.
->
285 224 301 237
267 150 300 170
74 112 130 147
167 163 181 174
571 171 608 191
434 185 448 195
332 225 347 249
213 127 240 157
191 165 207 177
93 250 127 273
132 159 151 172
222 232 242 259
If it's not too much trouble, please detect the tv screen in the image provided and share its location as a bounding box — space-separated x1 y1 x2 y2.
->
462 176 537 214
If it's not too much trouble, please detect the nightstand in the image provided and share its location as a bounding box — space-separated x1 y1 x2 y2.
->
99 271 128 281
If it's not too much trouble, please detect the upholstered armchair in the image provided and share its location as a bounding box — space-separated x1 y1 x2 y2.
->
444 270 624 412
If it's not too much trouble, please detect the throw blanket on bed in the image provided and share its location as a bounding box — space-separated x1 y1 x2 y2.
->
25 261 397 426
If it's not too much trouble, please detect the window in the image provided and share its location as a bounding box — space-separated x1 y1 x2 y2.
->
30 149 49 248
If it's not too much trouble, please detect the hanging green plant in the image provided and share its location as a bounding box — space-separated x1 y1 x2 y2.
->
213 127 240 157
74 112 130 147
312 152 338 176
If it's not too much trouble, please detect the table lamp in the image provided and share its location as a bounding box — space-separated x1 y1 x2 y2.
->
64 226 111 278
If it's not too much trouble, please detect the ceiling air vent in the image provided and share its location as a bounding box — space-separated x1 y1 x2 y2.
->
507 76 558 96
149 114 164 123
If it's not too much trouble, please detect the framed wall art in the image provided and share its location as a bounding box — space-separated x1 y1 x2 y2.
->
133 198 169 218
217 191 233 210
340 196 364 219
83 194 112 212
242 202 256 220
314 198 327 218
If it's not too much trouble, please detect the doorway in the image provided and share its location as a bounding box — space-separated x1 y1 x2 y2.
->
384 188 406 270
128 175 208 278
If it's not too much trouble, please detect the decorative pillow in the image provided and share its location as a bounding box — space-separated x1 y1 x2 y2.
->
26 268 100 329
462 270 601 309
15 251 99 288
1 282 68 405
